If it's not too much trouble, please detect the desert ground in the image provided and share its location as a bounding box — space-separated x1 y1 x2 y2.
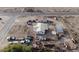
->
0 7 79 51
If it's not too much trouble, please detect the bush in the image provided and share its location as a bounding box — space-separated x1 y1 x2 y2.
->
27 9 34 12
1 44 32 52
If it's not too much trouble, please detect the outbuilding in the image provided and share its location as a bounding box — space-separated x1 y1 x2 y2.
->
55 22 64 34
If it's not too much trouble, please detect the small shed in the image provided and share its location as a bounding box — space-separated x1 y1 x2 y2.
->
55 22 64 34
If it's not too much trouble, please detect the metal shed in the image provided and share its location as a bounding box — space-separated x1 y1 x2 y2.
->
55 22 64 33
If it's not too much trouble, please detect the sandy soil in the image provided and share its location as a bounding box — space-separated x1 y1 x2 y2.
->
0 7 79 13
0 16 10 30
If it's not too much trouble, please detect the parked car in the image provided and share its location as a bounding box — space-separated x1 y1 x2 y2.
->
32 20 36 23
26 36 33 41
7 36 16 41
24 39 31 44
19 40 25 44
27 20 32 25
24 36 33 44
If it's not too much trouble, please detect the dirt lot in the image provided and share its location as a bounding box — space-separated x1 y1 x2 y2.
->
4 15 79 52
8 16 43 38
0 16 10 30
1 7 79 51
1 7 79 13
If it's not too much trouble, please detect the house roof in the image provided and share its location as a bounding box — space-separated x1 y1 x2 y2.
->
33 23 48 32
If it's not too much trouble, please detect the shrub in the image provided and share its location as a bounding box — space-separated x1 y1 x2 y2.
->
1 44 32 52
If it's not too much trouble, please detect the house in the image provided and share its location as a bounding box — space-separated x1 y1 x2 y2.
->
33 23 49 35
